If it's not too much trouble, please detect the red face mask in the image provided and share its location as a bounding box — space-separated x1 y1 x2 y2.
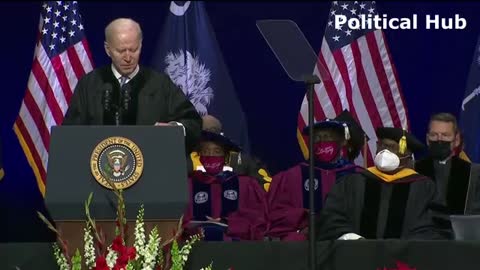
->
313 141 340 163
200 156 225 175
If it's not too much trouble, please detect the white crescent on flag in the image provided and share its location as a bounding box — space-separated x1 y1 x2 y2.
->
461 85 480 111
170 1 191 16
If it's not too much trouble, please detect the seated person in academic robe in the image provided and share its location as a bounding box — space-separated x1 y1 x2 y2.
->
416 113 480 215
188 115 273 191
182 131 268 241
62 18 202 152
316 127 444 240
266 112 365 241
415 113 480 238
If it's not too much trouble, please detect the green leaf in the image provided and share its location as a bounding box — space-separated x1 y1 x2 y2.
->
71 249 82 270
126 261 135 270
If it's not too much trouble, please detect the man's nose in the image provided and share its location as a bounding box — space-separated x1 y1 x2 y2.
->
124 52 132 62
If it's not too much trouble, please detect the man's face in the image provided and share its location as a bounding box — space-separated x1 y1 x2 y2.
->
199 141 225 157
376 138 413 171
313 128 343 144
104 29 142 76
427 120 459 151
376 138 412 159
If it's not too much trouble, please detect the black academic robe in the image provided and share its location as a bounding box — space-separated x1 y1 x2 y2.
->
316 169 444 240
62 65 202 151
415 156 480 215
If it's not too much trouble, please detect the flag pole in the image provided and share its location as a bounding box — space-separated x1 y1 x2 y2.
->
363 134 368 168
305 74 321 270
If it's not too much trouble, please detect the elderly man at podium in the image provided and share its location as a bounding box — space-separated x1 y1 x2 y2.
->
62 18 201 152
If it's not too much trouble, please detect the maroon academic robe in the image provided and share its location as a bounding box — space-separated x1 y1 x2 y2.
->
267 162 360 241
182 170 268 241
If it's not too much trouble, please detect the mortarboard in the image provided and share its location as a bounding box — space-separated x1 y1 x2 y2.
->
334 110 368 148
376 127 425 153
199 131 242 152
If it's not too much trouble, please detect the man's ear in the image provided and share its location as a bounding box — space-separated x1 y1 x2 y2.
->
104 41 111 57
425 134 431 146
453 132 461 148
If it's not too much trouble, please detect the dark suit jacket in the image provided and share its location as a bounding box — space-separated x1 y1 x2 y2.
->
63 65 202 151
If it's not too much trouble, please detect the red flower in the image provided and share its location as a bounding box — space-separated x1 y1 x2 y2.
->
114 255 129 270
112 235 124 252
112 237 136 269
124 246 136 260
93 256 109 270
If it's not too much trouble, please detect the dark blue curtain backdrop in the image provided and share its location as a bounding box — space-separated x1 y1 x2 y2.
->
1 2 478 240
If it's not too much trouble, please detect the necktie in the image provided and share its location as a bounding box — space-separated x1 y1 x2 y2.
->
120 76 128 87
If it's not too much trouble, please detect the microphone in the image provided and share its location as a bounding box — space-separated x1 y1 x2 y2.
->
102 83 113 112
121 83 132 111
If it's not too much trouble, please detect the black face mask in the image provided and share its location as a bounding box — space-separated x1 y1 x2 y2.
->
428 140 452 160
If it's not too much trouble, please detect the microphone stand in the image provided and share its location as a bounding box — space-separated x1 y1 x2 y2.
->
115 111 121 126
102 84 121 126
115 84 131 126
304 74 320 270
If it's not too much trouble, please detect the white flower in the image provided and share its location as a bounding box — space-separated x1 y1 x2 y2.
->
52 243 70 270
84 223 96 268
106 245 118 268
174 233 203 268
134 205 146 259
199 262 213 270
142 226 160 270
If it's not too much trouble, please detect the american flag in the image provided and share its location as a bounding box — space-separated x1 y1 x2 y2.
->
13 1 94 196
297 1 410 166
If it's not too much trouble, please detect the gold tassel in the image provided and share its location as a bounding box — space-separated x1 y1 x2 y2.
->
398 129 407 155
343 123 350 141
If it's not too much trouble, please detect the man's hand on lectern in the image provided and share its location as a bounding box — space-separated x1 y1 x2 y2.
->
154 122 170 126
154 121 186 136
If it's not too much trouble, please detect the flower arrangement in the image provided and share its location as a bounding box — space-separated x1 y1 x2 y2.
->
38 176 211 270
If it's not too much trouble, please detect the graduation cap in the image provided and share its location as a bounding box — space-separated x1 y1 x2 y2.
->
199 130 242 152
334 110 368 148
376 127 425 153
302 119 350 140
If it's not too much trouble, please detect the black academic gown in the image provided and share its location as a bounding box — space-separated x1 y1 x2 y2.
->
416 156 480 215
316 168 444 240
62 65 202 152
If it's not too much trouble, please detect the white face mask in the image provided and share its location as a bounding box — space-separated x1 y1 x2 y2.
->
374 149 400 172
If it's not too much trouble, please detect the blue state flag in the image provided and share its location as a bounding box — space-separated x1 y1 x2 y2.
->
460 34 480 163
151 1 250 153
